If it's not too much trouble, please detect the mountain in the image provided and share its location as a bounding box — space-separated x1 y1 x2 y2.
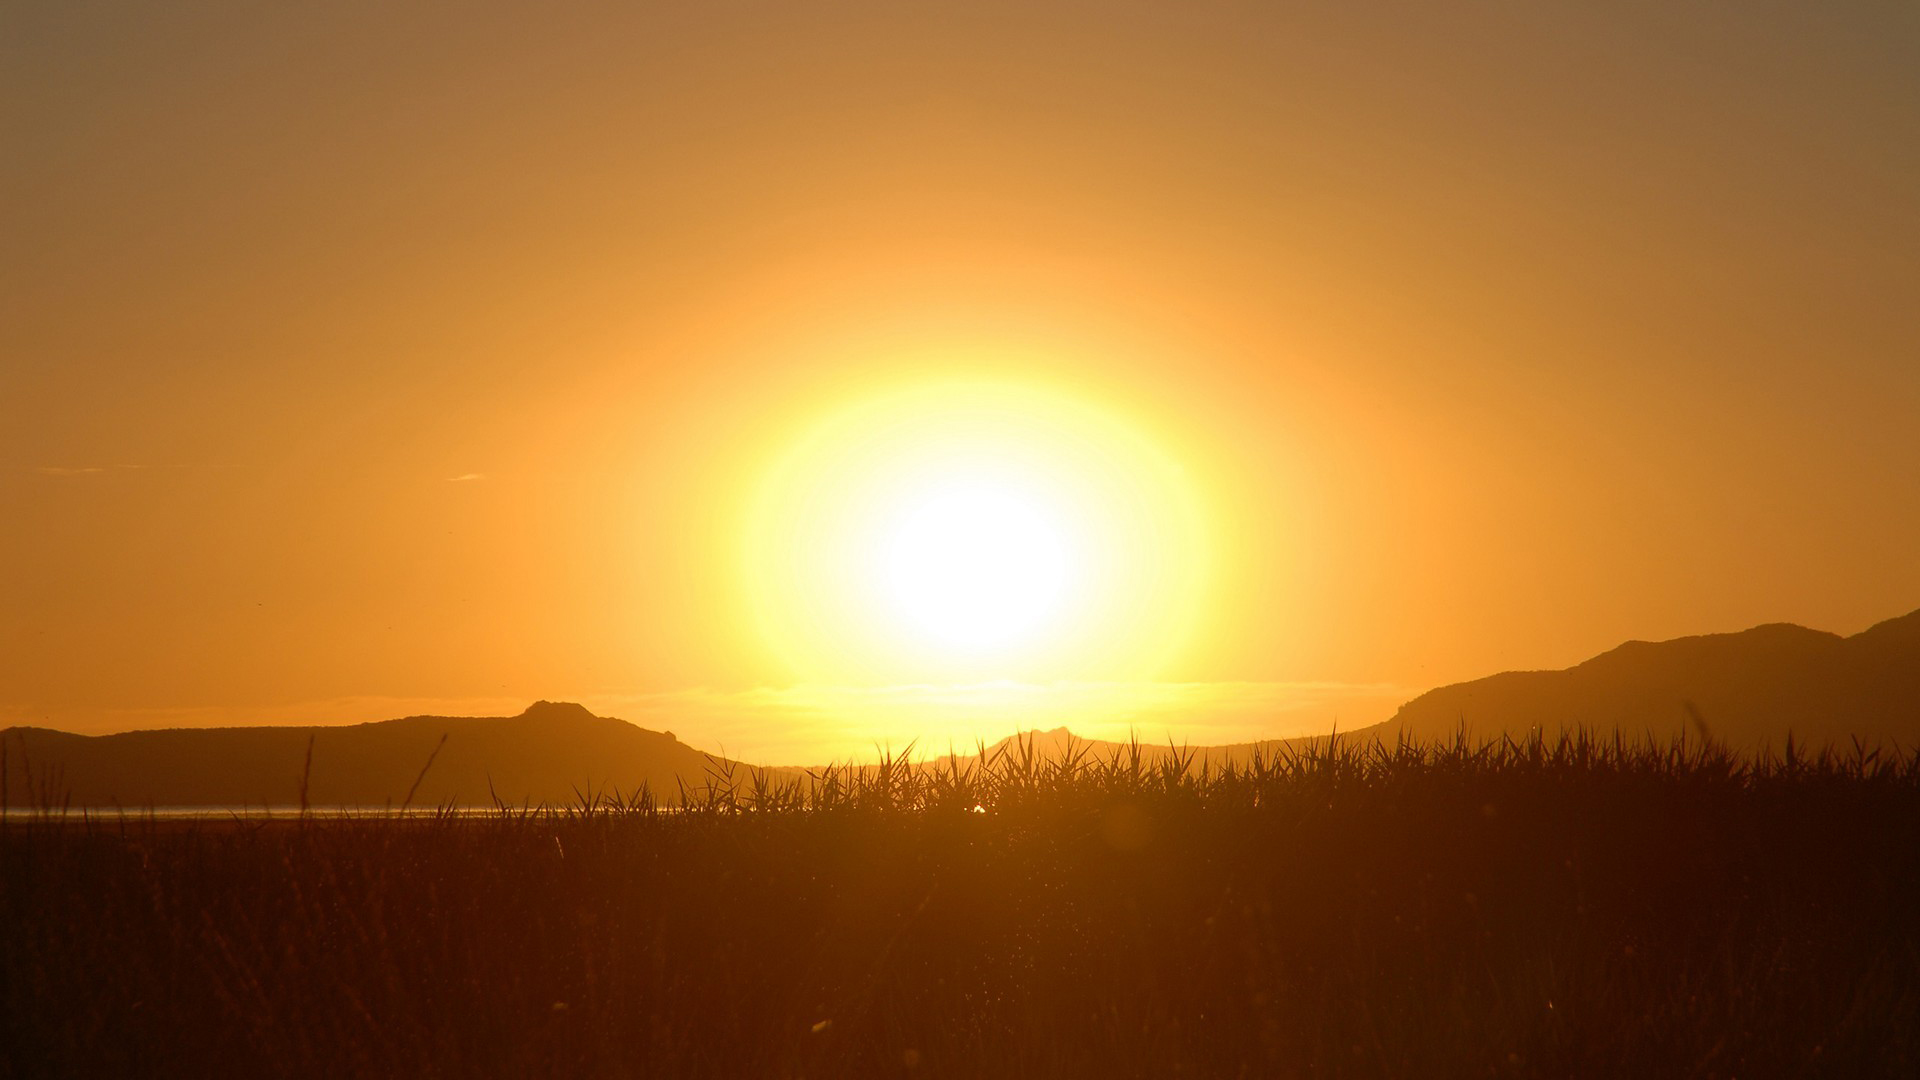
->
975 609 1920 762
8 609 1917 807
1379 608 1920 748
1 701 754 809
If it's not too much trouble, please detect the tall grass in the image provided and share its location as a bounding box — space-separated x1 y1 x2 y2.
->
4 731 1917 1077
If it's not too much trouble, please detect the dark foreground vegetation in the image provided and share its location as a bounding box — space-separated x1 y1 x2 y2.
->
5 734 1919 1078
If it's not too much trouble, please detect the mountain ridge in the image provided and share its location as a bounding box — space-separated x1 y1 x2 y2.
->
1380 607 1920 747
1 700 763 809
8 608 1917 806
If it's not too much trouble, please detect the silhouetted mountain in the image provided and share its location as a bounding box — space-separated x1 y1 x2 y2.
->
9 609 1916 807
966 610 1920 763
974 726 1332 769
1 701 757 809
1378 608 1920 748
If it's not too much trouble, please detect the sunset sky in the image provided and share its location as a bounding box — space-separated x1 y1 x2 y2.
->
4 3 1916 761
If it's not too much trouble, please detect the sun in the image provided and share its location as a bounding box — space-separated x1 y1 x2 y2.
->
743 378 1209 684
874 471 1079 652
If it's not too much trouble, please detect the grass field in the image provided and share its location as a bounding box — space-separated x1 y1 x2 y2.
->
4 733 1918 1078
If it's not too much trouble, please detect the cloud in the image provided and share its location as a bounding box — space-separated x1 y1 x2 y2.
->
26 464 178 477
445 473 486 482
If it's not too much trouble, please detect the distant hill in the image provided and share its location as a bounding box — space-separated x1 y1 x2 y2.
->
968 609 1920 763
1378 608 1920 749
8 609 1917 806
1 701 757 809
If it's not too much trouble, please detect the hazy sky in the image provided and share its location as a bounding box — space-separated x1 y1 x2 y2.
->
4 2 1917 753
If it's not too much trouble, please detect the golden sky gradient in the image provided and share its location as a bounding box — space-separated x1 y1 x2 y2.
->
3 3 1916 759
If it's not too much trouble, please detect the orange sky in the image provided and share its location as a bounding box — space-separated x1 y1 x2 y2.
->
4 3 1917 758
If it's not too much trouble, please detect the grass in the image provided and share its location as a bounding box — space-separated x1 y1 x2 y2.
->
4 731 1918 1078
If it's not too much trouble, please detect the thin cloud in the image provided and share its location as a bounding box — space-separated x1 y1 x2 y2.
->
28 464 173 476
445 473 486 482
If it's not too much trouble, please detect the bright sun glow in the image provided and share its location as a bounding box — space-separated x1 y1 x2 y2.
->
877 474 1077 651
744 378 1209 684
